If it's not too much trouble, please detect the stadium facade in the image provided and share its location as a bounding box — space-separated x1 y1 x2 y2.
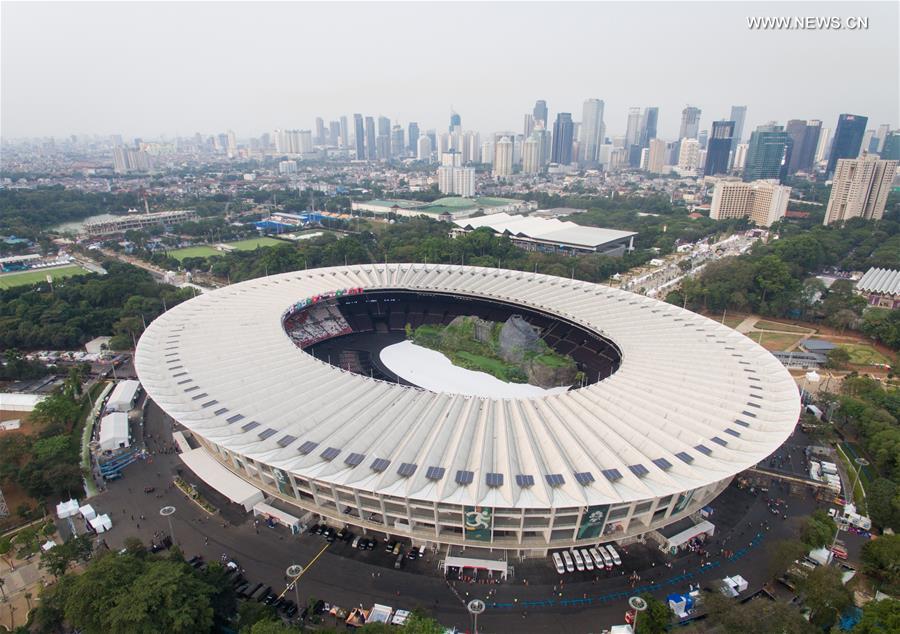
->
136 264 799 555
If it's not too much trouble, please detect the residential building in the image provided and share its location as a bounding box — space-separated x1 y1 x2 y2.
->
732 143 749 171
493 136 513 178
340 116 349 148
827 113 868 176
824 155 898 225
416 134 432 162
646 138 667 174
364 116 376 160
677 138 701 172
522 136 541 174
710 180 791 227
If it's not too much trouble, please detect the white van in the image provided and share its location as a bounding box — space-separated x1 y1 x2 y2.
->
596 545 614 569
571 549 585 571
580 549 595 571
605 544 622 566
588 547 604 569
561 550 575 572
552 552 565 574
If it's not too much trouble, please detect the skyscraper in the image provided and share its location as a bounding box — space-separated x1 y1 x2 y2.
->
378 116 391 137
328 121 341 146
353 114 365 159
677 138 701 172
730 105 747 151
580 98 605 165
743 124 792 182
315 117 326 145
679 106 702 140
639 107 659 148
646 139 667 174
704 120 735 176
881 131 900 161
624 108 642 148
449 111 461 132
827 113 868 176
407 122 419 153
391 125 404 158
493 136 513 178
551 113 574 164
824 155 898 225
533 100 548 128
522 136 541 174
416 134 432 162
364 117 377 160
785 120 822 175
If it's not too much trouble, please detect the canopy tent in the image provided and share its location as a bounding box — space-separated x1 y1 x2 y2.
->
41 540 57 551
99 412 130 451
172 430 192 454
252 501 302 533
179 448 264 511
662 519 715 551
367 605 393 624
0 393 46 412
443 548 509 579
56 499 80 519
79 504 97 520
89 514 112 533
106 380 140 413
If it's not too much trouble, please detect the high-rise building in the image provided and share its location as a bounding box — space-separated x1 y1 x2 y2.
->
824 155 898 225
376 134 391 160
481 141 493 165
465 131 481 163
522 136 541 174
315 118 326 145
416 135 432 162
862 129 877 154
340 116 349 149
744 125 792 182
784 119 822 175
639 107 659 148
733 143 749 171
624 107 642 148
391 126 404 158
677 138 701 172
815 128 832 164
881 131 900 161
580 98 605 165
523 114 535 139
353 115 365 159
710 180 791 227
365 117 377 160
551 113 574 164
679 106 702 140
449 111 461 133
407 122 419 153
875 124 891 152
226 130 237 158
493 136 513 178
440 151 475 196
299 130 313 154
698 130 709 150
704 120 735 176
646 139 668 174
278 160 298 175
533 100 548 128
328 121 341 146
730 105 747 151
827 113 868 176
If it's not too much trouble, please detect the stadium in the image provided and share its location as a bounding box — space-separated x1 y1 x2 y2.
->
135 263 800 556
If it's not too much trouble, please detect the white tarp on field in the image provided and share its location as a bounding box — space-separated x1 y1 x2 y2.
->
180 448 264 511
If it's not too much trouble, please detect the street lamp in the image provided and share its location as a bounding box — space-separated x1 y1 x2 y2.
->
628 596 648 633
286 565 304 610
160 506 176 544
467 599 485 634
850 458 869 505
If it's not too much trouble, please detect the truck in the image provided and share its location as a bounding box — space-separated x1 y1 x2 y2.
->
841 504 872 531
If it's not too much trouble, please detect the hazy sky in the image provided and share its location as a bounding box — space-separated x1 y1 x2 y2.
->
2 1 898 140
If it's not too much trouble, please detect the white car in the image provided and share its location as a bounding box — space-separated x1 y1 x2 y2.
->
588 547 604 569
596 545 614 569
571 549 585 572
580 549 595 571
561 550 575 572
552 552 565 574
605 544 622 566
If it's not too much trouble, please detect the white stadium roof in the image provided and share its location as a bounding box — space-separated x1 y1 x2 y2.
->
136 264 799 509
856 267 900 294
454 213 636 249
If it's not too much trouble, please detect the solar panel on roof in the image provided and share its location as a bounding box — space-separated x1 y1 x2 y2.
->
675 451 694 464
601 469 622 482
298 440 319 455
226 414 244 424
734 419 750 427
629 464 649 477
695 444 712 455
574 472 595 485
320 447 341 461
213 407 228 416
515 474 534 487
241 421 260 432
172 372 187 378
177 379 193 385
711 436 728 446
277 435 297 448
191 392 208 400
184 386 200 393
485 473 504 487
742 410 758 418
201 400 218 408
345 453 365 467
455 470 474 485
724 428 741 437
425 466 445 480
258 428 276 440
652 458 672 470
371 458 390 472
397 463 417 477
545 473 565 487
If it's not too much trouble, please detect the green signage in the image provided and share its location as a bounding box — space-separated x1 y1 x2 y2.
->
463 506 493 542
577 504 610 540
272 468 292 497
673 489 695 515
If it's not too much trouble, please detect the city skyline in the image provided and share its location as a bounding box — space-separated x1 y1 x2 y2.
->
2 1 898 139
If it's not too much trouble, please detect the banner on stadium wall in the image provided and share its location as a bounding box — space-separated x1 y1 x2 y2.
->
272 468 292 497
463 506 493 542
577 504 610 540
285 288 364 316
673 490 695 515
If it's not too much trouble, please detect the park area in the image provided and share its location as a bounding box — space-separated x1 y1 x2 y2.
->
167 236 286 261
837 343 891 366
0 264 90 290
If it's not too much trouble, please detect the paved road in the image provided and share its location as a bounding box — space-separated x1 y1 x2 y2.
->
77 400 831 633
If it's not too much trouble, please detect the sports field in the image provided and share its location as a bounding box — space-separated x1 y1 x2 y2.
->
838 343 891 366
168 237 286 261
0 265 90 290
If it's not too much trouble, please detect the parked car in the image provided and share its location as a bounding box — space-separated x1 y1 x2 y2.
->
552 552 565 574
394 553 405 569
571 549 585 571
605 544 622 566
392 543 402 556
561 550 575 573
580 549 595 571
385 540 397 553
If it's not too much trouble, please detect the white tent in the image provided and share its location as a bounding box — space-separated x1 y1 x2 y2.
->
41 540 57 551
56 499 80 519
99 412 130 451
89 514 112 533
0 393 46 412
106 380 140 413
79 504 97 520
180 448 264 511
368 605 393 624
252 501 302 533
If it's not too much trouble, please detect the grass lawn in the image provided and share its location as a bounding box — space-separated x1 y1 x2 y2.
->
722 315 747 329
454 351 524 382
754 319 815 334
168 237 286 261
168 245 220 261
226 236 285 250
0 265 90 289
838 343 891 366
749 330 803 352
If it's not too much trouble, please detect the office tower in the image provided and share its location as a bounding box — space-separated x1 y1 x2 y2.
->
365 117 377 160
710 180 791 227
353 114 365 159
875 124 891 152
625 107 642 148
315 118 326 145
704 120 735 176
730 105 747 151
522 136 541 174
639 107 659 148
646 139 667 174
523 114 534 139
551 113 574 164
390 126 404 158
881 131 900 160
328 121 341 146
733 143 749 171
580 98 605 165
827 113 868 176
679 106 702 140
533 100 548 128
465 131 481 163
376 134 391 160
861 129 877 154
743 125 792 182
824 155 898 225
677 138 701 172
784 120 808 172
377 116 390 138
449 111 461 132
416 135 432 162
226 130 237 158
493 136 513 178
340 116 349 148
785 120 822 174
407 122 419 153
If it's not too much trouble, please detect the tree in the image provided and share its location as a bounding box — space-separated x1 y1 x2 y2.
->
825 347 852 369
766 539 808 579
853 598 900 633
867 478 900 531
861 534 900 594
248 620 301 633
635 594 671 634
198 562 238 630
238 600 277 633
40 535 93 578
800 564 853 630
800 510 837 549
0 536 14 571
702 590 815 634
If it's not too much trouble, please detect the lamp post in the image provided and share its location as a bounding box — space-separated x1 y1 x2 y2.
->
286 565 303 609
160 506 176 544
467 598 485 634
628 595 648 633
829 457 869 556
